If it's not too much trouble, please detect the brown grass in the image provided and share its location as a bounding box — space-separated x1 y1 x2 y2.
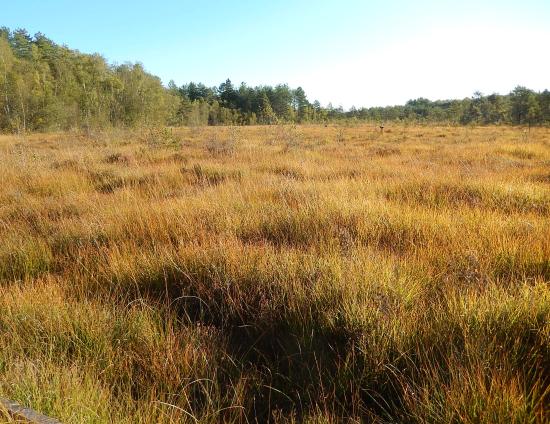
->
0 124 548 423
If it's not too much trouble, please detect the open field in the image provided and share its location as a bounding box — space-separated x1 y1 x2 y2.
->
0 124 549 423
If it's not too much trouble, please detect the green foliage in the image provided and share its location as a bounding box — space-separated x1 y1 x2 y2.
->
0 28 549 131
0 29 177 132
345 87 550 126
258 92 277 124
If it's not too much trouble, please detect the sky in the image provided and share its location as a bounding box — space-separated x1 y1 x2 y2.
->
2 0 549 108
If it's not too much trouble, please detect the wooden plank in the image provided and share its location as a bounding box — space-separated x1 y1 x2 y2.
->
0 398 61 424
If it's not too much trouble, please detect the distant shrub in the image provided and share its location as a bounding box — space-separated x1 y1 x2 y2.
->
142 126 180 148
268 124 302 151
205 127 241 157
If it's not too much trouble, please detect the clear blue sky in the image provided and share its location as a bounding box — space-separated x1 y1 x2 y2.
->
2 0 549 108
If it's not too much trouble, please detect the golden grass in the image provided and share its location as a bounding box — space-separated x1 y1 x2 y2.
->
0 124 549 423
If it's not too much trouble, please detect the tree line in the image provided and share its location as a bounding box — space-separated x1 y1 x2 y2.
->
1 28 549 132
350 89 550 126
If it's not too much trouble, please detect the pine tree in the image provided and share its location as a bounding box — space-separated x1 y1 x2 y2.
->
259 92 276 124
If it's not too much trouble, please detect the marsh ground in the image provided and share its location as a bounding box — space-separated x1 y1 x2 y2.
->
0 124 548 423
